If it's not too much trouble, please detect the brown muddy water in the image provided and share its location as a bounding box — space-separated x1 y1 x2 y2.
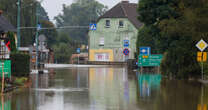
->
0 67 207 110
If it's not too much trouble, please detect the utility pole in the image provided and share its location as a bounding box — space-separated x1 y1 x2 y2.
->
35 3 40 70
17 0 21 48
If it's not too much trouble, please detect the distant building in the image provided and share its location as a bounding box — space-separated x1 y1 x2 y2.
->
70 53 88 64
0 10 16 33
0 10 17 59
88 1 142 62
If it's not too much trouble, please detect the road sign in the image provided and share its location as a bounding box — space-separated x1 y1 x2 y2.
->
123 48 130 56
196 39 208 52
197 52 207 62
77 48 80 53
124 40 130 47
138 54 163 67
37 23 41 31
0 39 10 59
39 34 46 42
89 23 97 30
5 41 10 51
0 60 11 78
140 47 151 55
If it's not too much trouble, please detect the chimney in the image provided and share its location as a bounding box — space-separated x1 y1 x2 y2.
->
121 0 129 3
0 10 3 15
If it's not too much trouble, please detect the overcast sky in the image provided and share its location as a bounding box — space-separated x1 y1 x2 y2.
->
42 0 138 22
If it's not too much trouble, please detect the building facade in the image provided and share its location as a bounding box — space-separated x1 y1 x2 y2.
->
88 1 142 62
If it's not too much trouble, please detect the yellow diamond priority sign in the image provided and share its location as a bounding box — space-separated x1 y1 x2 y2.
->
196 39 208 52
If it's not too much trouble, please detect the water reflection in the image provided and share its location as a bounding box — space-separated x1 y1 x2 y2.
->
0 95 11 110
88 68 136 110
136 73 161 98
0 67 207 110
198 86 208 110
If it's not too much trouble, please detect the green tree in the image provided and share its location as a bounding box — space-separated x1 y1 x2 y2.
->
53 43 73 63
39 20 58 47
54 0 107 43
0 0 55 47
137 0 206 78
7 32 17 53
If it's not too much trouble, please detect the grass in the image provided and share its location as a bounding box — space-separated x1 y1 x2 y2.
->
13 77 28 86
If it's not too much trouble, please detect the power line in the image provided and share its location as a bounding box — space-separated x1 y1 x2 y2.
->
19 26 89 30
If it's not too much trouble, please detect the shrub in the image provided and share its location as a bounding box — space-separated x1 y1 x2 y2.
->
10 53 30 77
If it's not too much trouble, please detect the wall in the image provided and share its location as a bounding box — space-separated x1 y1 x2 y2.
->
89 18 138 62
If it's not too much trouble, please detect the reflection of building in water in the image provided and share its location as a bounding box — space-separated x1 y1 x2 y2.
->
88 67 138 110
136 73 161 98
38 92 64 110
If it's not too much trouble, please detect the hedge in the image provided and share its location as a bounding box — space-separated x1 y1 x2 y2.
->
10 53 30 77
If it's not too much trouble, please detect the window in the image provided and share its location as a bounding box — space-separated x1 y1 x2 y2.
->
99 37 104 46
105 20 110 27
119 20 124 27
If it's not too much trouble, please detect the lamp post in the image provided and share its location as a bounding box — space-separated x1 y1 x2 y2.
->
17 0 21 48
35 3 40 70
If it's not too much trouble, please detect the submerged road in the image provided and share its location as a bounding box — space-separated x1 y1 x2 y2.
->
0 66 207 110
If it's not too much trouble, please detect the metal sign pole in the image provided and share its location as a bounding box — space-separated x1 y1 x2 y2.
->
78 54 79 65
1 62 4 94
202 61 204 80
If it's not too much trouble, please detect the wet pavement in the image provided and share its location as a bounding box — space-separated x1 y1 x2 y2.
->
0 67 207 110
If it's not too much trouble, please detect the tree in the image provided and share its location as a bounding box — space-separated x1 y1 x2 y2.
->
39 20 58 47
53 43 74 63
137 0 205 78
54 0 107 43
0 0 55 47
7 32 17 53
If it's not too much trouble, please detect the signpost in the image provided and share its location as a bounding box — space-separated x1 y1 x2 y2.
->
196 39 208 80
77 48 80 53
37 23 41 31
0 60 11 78
89 23 97 30
140 47 151 55
138 54 163 67
123 48 130 56
77 48 80 64
123 40 130 47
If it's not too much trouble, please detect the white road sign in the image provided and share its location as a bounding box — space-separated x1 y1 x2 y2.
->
196 39 208 51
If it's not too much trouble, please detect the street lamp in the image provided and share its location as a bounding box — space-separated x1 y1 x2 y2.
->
17 0 21 48
35 0 44 70
35 2 40 69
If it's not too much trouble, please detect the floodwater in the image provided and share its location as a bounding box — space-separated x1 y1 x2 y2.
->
0 67 207 110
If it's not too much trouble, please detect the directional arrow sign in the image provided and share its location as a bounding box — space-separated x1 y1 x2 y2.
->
138 54 163 67
0 60 11 78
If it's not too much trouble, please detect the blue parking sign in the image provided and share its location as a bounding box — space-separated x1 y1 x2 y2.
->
140 47 151 55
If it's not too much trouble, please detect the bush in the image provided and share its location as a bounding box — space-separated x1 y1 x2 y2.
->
10 53 30 77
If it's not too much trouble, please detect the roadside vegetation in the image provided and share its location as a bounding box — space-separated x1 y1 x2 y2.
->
54 0 107 63
137 0 208 79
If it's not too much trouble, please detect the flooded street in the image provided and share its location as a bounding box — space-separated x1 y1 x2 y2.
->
1 67 208 110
